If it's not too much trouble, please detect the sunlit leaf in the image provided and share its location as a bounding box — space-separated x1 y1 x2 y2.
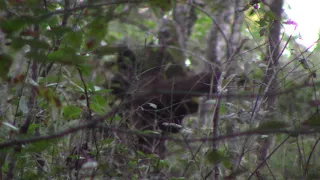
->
91 95 109 114
1 122 19 132
19 96 29 114
147 103 157 109
140 130 160 135
81 160 98 169
47 2 62 11
96 89 113 94
27 77 39 86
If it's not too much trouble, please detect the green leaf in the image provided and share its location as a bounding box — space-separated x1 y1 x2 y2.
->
0 1 6 10
37 87 61 107
27 123 40 135
113 115 121 121
11 38 51 50
303 114 320 127
26 51 48 62
95 89 113 94
149 0 172 12
64 30 83 49
265 11 277 21
22 140 55 153
47 2 62 11
76 64 94 76
257 19 267 27
170 178 185 180
206 149 225 164
0 53 13 79
91 97 109 114
137 150 146 156
256 120 289 130
44 16 60 28
46 26 73 37
47 50 88 65
223 159 233 170
1 19 27 34
93 46 119 56
86 82 95 93
63 105 82 120
102 138 115 145
92 95 108 106
153 158 168 170
140 130 161 135
1 16 50 35
87 18 109 40
128 160 137 167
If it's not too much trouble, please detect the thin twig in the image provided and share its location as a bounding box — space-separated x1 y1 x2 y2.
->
248 136 290 179
304 137 320 176
77 67 93 120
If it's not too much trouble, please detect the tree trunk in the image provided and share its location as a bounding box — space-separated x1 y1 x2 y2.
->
256 0 283 176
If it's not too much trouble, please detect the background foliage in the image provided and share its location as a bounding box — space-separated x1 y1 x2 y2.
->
1 0 320 179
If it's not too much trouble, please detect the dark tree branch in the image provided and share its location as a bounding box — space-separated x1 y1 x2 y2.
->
0 120 319 150
304 137 320 176
40 0 147 19
0 105 121 149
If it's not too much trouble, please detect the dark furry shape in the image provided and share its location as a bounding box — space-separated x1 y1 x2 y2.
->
109 45 218 156
125 73 218 156
126 73 218 134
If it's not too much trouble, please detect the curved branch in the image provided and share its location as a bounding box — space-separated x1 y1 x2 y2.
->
0 121 318 150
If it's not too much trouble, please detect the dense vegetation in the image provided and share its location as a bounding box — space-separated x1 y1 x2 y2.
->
1 0 320 179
